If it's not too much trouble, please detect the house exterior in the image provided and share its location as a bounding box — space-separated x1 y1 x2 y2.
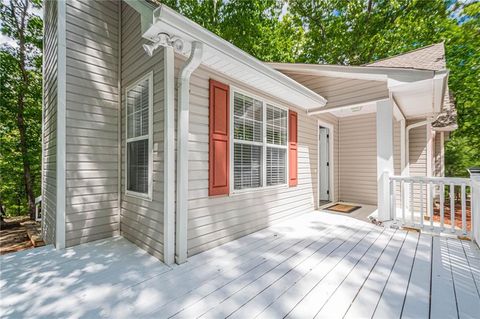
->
42 0 456 265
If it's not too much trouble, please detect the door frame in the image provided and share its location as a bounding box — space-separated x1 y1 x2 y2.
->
317 119 335 207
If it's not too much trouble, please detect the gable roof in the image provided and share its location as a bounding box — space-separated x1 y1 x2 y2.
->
139 4 327 110
366 42 456 130
366 42 446 71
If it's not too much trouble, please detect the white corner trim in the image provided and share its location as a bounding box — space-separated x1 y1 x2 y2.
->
55 0 66 249
40 1 46 236
117 0 122 235
176 41 203 264
163 46 175 265
317 119 335 204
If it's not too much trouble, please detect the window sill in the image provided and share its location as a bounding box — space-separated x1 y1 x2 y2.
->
125 190 152 202
229 183 289 196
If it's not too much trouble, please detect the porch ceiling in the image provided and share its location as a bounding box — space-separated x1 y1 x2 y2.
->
269 63 448 119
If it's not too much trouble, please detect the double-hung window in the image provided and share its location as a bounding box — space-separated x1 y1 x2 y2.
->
266 104 288 186
232 91 288 191
126 72 153 198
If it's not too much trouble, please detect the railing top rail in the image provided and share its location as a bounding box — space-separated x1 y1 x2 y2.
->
389 175 471 185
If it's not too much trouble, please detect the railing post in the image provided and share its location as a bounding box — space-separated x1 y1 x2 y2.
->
468 168 480 246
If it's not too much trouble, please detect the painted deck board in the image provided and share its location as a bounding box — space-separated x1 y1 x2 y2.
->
447 238 480 319
344 230 407 319
1 211 480 319
401 233 432 319
430 236 458 319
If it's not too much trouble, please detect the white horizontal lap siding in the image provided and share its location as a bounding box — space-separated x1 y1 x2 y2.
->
339 113 377 205
408 122 427 212
392 120 403 208
180 60 318 256
64 0 119 247
42 0 58 244
120 4 165 261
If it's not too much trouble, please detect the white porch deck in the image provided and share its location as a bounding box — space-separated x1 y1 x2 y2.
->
1 211 480 319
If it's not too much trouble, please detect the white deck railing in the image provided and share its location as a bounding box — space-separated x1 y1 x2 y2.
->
389 175 472 237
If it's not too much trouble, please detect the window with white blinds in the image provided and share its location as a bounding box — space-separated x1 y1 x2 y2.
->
266 104 287 186
232 91 288 191
126 73 152 198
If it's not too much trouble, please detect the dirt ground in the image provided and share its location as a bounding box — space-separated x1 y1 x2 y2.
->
433 203 471 231
0 216 40 255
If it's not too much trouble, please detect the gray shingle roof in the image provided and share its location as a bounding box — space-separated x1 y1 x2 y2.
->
366 42 446 71
367 43 456 129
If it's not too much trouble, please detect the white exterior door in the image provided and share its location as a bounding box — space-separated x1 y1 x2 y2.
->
319 127 330 201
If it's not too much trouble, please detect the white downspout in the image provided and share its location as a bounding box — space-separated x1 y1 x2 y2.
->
176 42 203 264
400 119 406 176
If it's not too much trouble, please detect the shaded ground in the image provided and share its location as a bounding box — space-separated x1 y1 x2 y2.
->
0 216 40 255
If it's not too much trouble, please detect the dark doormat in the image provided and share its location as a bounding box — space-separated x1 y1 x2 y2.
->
325 203 361 214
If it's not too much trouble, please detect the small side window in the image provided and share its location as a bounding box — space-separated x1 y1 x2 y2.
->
126 72 153 198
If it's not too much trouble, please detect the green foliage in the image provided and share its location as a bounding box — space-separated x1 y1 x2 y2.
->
444 2 480 176
0 0 43 216
161 0 303 62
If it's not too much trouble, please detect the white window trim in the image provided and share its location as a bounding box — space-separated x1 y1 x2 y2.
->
229 86 289 195
125 71 154 201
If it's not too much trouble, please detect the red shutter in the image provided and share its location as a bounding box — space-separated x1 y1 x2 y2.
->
289 110 298 187
209 79 230 196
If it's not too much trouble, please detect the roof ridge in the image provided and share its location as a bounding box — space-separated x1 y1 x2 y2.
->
364 41 445 66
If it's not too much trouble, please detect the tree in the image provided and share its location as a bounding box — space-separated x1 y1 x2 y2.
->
0 0 42 219
444 2 480 176
288 0 449 65
161 0 302 62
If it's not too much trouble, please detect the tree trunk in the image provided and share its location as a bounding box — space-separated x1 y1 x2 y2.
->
13 0 36 220
17 93 36 220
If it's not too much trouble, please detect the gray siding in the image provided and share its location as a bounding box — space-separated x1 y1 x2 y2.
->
42 0 58 244
434 131 443 177
64 0 120 246
338 113 377 205
120 4 165 261
181 60 318 256
408 121 427 211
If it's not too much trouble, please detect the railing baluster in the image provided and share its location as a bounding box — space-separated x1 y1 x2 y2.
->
420 181 424 228
461 183 466 235
391 179 396 222
440 183 445 230
401 180 405 224
387 176 470 237
429 182 434 230
450 183 455 233
409 181 413 226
